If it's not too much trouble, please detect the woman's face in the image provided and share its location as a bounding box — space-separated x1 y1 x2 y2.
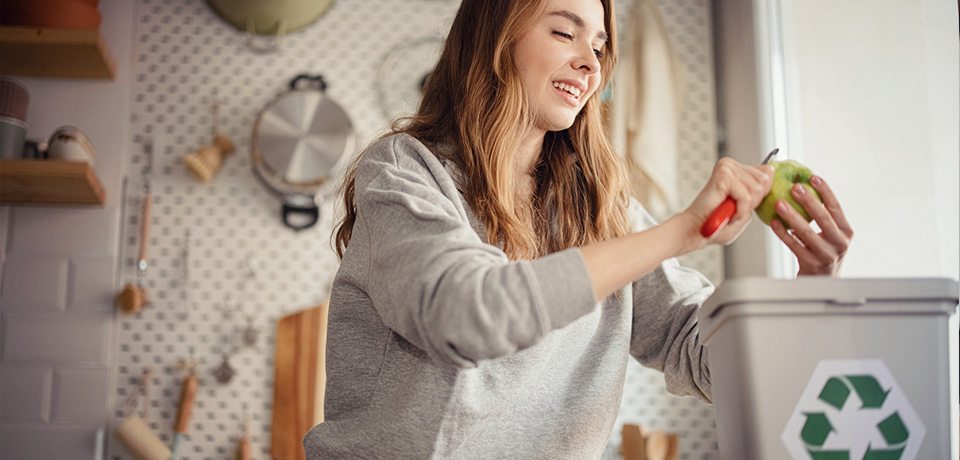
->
514 0 607 134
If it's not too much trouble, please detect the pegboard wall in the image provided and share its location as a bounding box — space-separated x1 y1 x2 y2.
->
111 0 721 459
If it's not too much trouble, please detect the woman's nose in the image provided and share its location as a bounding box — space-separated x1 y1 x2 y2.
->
573 46 600 75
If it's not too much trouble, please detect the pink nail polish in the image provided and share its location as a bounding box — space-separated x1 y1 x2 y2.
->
811 175 822 186
794 184 806 195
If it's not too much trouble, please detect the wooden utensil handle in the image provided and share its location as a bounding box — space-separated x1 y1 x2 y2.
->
174 375 197 433
236 437 251 460
138 194 151 262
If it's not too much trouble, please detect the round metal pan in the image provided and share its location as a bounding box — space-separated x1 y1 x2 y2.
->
252 74 355 231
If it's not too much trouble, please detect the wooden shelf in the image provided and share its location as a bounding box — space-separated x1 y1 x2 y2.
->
0 159 106 205
0 26 115 79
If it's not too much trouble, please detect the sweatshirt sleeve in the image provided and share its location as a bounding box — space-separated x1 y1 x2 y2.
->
352 136 598 368
626 200 715 403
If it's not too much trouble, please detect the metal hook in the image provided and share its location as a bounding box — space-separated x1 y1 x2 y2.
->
243 255 258 281
245 17 286 53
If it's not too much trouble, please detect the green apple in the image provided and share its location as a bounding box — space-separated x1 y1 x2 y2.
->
755 160 822 229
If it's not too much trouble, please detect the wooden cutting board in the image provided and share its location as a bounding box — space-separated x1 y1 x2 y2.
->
271 303 328 460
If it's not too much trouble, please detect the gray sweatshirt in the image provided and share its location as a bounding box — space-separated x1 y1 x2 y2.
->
305 133 713 459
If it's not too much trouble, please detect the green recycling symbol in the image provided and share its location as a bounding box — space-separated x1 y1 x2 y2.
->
782 360 926 460
801 375 907 459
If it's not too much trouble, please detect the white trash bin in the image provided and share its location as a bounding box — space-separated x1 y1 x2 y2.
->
699 277 959 460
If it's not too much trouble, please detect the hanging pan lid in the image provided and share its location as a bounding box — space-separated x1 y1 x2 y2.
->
252 74 355 230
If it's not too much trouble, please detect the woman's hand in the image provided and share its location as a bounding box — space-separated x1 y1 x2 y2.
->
682 158 775 252
770 175 853 276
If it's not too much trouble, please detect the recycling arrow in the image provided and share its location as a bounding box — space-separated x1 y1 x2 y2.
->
806 449 852 460
802 412 849 459
863 445 906 460
877 412 909 445
802 413 834 445
860 412 911 459
848 375 890 409
819 377 851 410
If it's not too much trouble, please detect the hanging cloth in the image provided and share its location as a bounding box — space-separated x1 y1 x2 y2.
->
609 0 685 221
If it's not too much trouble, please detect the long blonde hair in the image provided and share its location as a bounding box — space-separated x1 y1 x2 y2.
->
335 0 630 260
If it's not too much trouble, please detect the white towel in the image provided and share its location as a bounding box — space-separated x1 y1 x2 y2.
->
609 0 685 222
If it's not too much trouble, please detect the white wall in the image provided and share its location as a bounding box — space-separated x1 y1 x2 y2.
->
778 0 959 279
718 0 959 280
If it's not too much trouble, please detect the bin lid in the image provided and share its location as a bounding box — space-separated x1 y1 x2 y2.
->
700 277 959 321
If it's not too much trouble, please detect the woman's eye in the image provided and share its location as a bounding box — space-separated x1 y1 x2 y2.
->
552 31 573 39
594 49 604 59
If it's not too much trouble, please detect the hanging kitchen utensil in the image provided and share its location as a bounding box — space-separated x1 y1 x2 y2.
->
205 0 335 52
117 140 154 314
184 99 235 183
236 411 252 460
214 294 240 385
171 359 198 460
114 368 171 460
376 37 444 122
214 353 236 385
174 229 192 320
251 74 355 231
239 255 260 347
242 315 259 347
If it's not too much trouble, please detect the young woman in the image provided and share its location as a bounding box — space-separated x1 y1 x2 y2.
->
306 0 852 457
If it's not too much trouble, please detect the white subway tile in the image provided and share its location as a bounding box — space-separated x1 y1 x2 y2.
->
0 423 102 459
0 367 52 422
52 368 110 422
69 257 117 311
1 314 111 365
0 256 68 310
7 205 121 258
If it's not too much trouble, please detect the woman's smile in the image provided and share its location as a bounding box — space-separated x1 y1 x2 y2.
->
552 80 584 106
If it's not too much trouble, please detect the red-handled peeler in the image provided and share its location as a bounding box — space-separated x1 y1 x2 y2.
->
699 148 779 238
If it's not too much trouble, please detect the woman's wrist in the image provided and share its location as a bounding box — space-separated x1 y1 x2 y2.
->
661 212 705 257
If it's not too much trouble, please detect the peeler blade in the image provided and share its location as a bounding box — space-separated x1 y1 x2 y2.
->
761 148 779 166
